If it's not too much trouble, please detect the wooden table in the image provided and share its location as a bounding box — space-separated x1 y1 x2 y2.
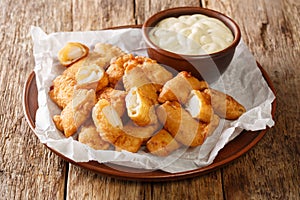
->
0 0 299 199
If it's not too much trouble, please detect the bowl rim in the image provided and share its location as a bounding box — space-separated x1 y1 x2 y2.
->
142 6 241 59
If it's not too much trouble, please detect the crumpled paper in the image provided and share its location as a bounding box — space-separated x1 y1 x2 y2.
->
30 26 275 173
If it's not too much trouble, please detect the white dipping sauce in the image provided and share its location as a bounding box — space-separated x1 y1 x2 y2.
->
149 14 234 55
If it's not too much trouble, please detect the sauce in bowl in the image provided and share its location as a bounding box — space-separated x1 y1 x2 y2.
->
149 14 234 55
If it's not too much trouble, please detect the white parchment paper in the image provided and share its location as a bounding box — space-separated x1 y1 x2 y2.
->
31 26 275 173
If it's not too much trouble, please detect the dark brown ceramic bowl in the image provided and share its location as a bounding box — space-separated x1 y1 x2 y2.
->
142 7 241 83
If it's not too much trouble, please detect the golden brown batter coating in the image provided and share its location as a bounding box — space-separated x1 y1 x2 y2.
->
156 101 212 147
92 99 124 144
204 89 246 120
139 61 173 90
93 43 125 67
158 71 207 104
75 64 109 91
53 89 96 137
114 133 143 153
58 42 89 66
92 99 142 153
185 90 213 123
106 54 134 87
78 125 110 150
49 74 77 109
123 120 160 142
97 87 127 117
146 129 181 157
125 86 158 126
49 41 246 156
123 65 152 91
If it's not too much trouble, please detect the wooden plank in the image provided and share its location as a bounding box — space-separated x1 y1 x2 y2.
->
67 165 223 200
203 0 300 199
135 0 200 24
66 0 224 199
0 0 72 199
71 0 136 31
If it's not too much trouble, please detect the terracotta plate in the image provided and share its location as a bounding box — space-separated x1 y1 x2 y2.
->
23 26 276 182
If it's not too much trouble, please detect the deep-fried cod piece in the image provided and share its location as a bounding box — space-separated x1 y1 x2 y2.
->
123 120 160 142
185 90 213 123
123 64 153 91
63 52 108 80
156 101 217 147
62 43 124 79
78 125 110 150
203 89 246 120
58 42 89 66
158 71 208 104
75 64 109 91
107 54 170 90
92 99 124 144
114 133 143 153
139 61 173 90
93 43 125 68
53 89 96 137
205 114 220 137
146 129 181 157
92 99 142 152
125 86 157 126
106 54 134 87
123 65 158 101
49 74 77 109
97 87 127 117
123 64 158 126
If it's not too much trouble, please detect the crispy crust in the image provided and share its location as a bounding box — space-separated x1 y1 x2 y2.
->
156 101 208 147
204 89 246 120
146 129 181 156
53 89 96 137
78 125 110 150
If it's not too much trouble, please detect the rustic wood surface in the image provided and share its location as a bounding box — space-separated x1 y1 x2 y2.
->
0 0 299 199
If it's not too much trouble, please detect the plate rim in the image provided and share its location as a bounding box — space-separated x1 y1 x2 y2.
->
23 25 276 182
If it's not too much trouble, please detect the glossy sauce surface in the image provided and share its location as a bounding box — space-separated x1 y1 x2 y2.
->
149 14 234 55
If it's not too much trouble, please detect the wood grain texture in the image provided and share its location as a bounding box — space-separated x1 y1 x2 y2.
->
135 0 200 24
66 1 224 199
1 0 299 199
67 165 223 200
71 0 135 31
204 0 300 199
0 0 70 199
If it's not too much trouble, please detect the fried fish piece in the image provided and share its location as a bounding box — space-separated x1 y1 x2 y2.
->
139 61 173 90
78 125 110 150
205 114 220 137
58 42 89 66
156 101 213 147
97 87 127 117
146 129 181 157
106 54 134 87
114 133 143 153
63 52 107 80
75 64 109 91
123 64 158 101
123 64 153 91
53 89 96 137
125 86 158 126
49 74 77 108
92 99 142 152
123 120 160 142
158 71 208 104
107 54 168 90
92 99 124 144
203 88 246 120
185 90 213 123
93 43 125 68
